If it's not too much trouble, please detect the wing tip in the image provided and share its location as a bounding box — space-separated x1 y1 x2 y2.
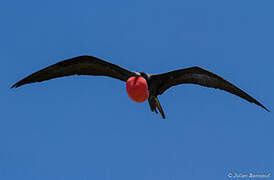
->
10 83 18 89
254 101 270 112
10 81 24 89
261 105 270 112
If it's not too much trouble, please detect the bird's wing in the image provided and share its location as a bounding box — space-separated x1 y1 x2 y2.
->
150 66 269 111
11 55 134 88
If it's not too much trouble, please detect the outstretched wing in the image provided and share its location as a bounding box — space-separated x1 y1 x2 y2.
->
11 55 134 88
150 66 269 112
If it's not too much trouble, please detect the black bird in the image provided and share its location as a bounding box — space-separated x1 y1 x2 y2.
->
11 55 269 119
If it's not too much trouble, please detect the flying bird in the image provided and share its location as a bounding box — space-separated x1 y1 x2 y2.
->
11 55 269 119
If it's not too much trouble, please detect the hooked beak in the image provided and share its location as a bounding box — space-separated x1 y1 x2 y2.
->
133 71 141 76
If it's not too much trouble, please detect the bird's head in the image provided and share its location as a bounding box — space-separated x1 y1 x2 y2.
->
126 72 149 103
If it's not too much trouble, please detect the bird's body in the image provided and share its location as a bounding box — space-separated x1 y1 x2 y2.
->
11 55 269 119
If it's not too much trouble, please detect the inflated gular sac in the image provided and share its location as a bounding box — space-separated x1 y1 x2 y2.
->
126 76 149 103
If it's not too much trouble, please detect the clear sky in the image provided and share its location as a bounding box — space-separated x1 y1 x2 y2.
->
1 0 274 179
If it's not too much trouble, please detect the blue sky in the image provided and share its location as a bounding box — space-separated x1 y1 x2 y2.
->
1 0 274 179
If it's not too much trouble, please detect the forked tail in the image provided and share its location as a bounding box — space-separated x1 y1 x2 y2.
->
148 96 166 119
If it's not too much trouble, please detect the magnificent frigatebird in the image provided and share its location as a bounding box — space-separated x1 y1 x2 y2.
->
11 55 269 119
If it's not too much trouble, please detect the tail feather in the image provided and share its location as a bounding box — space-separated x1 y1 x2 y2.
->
148 96 166 119
154 97 166 119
